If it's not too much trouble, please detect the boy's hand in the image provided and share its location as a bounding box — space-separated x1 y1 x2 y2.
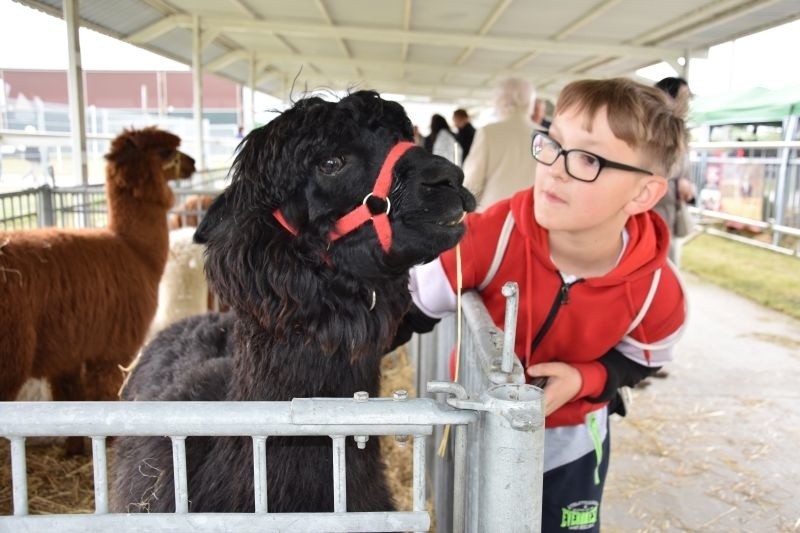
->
526 362 582 416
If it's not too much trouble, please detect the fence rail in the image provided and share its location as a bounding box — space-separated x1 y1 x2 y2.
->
0 128 240 189
688 137 800 235
688 206 800 257
1 398 476 532
1 177 226 231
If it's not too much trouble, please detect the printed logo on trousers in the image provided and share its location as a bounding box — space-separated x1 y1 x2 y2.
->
560 500 599 530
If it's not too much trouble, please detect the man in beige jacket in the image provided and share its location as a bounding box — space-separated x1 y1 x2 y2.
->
463 77 538 211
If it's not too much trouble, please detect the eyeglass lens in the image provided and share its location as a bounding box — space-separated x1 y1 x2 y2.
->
532 134 601 182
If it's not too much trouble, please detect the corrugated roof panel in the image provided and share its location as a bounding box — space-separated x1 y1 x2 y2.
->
489 0 604 39
411 0 496 33
347 41 403 62
325 0 407 28
462 48 526 69
405 44 464 65
665 0 800 49
79 0 166 38
278 34 357 58
10 0 800 103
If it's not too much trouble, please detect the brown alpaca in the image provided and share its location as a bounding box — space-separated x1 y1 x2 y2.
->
168 194 216 230
0 127 194 454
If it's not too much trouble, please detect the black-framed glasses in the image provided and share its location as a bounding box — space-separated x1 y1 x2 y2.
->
531 132 654 183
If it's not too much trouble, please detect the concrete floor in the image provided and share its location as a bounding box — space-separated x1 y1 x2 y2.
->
603 273 800 532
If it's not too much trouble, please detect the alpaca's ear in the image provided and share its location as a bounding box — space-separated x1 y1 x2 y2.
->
194 188 231 244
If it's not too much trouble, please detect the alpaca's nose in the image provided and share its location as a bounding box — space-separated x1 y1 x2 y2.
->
421 160 465 188
424 173 460 190
419 162 476 212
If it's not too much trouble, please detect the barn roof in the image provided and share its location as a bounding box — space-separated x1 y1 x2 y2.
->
13 0 800 105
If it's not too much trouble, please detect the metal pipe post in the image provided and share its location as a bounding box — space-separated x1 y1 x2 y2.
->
478 384 544 533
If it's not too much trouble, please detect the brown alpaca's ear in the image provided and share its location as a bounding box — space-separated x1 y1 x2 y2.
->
107 134 149 195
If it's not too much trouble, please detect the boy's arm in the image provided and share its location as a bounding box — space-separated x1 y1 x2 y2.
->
584 329 680 403
585 349 662 403
583 262 688 402
388 259 459 350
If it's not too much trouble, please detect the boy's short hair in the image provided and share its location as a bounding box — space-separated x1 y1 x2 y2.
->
453 108 469 120
555 78 688 177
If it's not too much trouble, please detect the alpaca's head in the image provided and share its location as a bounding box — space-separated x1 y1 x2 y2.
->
106 127 196 207
169 194 217 230
196 91 475 321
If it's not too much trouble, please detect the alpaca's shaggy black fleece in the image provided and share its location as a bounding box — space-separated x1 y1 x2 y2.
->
110 90 475 516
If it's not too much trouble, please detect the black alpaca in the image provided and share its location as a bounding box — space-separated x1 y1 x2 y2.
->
110 90 476 514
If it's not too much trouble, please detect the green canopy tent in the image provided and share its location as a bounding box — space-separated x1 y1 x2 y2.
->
690 85 800 125
688 85 800 235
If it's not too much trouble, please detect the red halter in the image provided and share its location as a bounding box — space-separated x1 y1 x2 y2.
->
273 141 416 253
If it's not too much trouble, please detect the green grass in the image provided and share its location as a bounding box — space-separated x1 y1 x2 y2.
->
681 233 800 320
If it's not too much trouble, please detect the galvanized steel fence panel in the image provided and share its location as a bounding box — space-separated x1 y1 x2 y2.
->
0 399 477 532
0 172 227 231
409 288 545 533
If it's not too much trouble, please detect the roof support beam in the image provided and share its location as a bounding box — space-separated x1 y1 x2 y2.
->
192 15 206 170
205 50 249 71
400 0 412 62
453 0 513 66
63 0 88 186
243 51 566 80
160 14 683 60
127 16 180 43
314 0 358 76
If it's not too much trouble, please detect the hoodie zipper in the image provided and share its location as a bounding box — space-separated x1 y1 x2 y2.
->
529 273 585 356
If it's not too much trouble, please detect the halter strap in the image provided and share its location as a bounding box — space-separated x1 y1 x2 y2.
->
272 209 298 236
162 151 182 179
273 141 416 254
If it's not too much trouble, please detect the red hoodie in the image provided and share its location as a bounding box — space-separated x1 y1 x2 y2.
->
438 187 686 427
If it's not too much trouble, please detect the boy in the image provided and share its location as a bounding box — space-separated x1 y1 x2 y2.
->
403 78 688 531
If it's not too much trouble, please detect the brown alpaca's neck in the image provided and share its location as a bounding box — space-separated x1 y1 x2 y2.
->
106 182 171 274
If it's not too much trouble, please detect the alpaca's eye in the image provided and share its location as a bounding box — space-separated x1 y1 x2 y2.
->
159 149 173 160
318 156 345 175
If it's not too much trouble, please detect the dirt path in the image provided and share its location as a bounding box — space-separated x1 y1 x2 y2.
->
603 273 800 532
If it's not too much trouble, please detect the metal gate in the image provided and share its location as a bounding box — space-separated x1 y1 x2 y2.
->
1 397 474 532
409 284 545 532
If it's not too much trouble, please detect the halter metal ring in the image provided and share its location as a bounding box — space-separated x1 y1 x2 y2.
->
362 193 391 216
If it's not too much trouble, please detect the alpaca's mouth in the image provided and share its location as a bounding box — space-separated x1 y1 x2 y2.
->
436 211 466 227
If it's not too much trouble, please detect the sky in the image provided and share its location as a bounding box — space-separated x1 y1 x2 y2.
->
2 0 800 98
637 18 800 96
0 0 187 71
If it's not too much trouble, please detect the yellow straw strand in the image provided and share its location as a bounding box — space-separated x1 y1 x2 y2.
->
438 244 463 458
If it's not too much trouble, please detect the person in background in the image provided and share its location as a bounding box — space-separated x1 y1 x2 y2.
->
653 76 697 263
452 108 476 161
423 113 461 164
462 77 537 211
532 97 551 129
396 78 688 532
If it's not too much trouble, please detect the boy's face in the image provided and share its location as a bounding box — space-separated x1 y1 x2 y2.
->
533 106 665 234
